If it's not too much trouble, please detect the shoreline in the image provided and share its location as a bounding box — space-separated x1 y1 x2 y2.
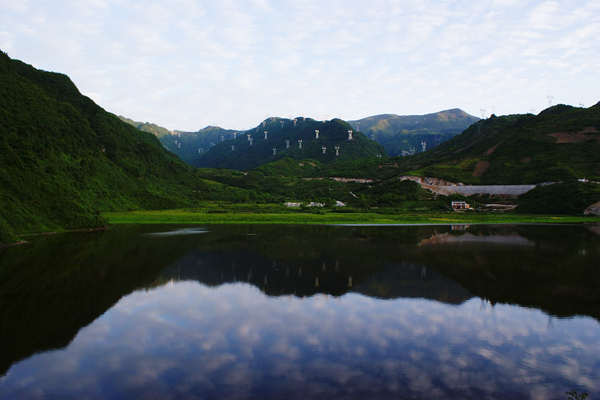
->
4 213 600 247
103 210 600 226
0 226 110 249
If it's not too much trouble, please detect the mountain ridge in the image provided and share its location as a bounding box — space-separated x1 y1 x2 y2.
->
121 109 478 165
349 108 479 156
195 117 386 170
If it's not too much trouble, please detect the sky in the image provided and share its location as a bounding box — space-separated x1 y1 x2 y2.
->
1 0 599 131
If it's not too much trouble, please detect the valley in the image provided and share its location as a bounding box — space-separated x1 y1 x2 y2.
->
2 50 600 244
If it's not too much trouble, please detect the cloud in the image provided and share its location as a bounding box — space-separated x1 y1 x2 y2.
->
2 281 600 399
1 0 599 129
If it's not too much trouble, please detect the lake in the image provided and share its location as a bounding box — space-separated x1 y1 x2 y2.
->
1 223 599 399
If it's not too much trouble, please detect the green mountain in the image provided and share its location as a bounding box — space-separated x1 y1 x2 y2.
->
196 117 386 170
323 104 600 183
118 116 172 138
164 126 238 165
119 117 242 166
312 104 600 214
409 104 600 184
0 51 244 243
349 109 479 156
123 110 475 167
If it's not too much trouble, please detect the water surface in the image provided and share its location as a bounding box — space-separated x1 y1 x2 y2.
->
1 224 599 399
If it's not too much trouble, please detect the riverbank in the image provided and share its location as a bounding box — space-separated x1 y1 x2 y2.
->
4 211 598 247
104 209 600 225
0 227 110 248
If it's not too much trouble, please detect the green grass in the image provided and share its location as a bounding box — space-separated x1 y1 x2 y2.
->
104 209 600 225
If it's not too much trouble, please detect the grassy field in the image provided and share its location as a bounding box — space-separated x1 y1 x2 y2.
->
104 208 600 225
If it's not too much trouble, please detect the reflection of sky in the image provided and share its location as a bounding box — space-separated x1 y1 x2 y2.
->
2 282 599 400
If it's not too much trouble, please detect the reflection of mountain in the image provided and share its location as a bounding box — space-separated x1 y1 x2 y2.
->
158 224 600 322
2 223 600 379
588 225 600 236
419 232 534 247
355 262 472 304
0 226 197 376
407 225 600 321
159 251 473 304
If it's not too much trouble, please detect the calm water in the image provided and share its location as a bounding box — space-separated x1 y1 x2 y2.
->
1 224 599 399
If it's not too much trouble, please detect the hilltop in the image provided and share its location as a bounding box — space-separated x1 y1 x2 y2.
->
0 51 248 242
196 117 386 170
349 109 479 156
118 116 172 138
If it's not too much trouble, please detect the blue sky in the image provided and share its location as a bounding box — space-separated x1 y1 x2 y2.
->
1 0 599 131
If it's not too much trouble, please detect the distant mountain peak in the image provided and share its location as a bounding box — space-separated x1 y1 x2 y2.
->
349 109 479 156
194 116 385 170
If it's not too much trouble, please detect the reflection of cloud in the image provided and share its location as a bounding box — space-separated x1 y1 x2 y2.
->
2 282 600 399
144 228 208 237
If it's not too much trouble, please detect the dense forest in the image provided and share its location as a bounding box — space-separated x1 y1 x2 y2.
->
0 51 252 242
195 117 386 170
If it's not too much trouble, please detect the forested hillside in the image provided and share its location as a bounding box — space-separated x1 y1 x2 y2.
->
412 103 600 184
320 104 600 184
166 126 238 165
196 117 386 170
119 116 238 166
0 51 243 242
118 116 172 138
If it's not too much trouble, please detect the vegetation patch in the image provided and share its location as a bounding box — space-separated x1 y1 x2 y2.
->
517 181 600 215
105 209 600 225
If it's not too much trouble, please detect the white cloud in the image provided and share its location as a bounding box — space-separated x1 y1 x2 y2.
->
2 281 600 399
1 0 599 128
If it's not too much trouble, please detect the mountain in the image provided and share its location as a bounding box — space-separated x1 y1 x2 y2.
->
119 117 232 164
164 126 238 165
118 116 172 138
0 51 245 243
323 104 600 183
409 103 600 184
196 117 386 170
118 117 245 166
312 103 600 214
123 110 476 167
349 109 479 156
